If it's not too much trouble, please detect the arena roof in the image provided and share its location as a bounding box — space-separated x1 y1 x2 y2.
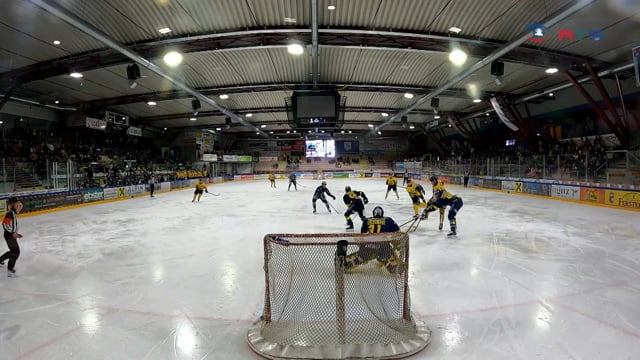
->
0 0 638 138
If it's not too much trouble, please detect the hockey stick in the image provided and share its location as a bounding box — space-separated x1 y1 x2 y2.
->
328 201 341 214
207 192 220 196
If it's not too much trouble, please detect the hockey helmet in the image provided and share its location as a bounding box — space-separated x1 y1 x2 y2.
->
429 175 438 182
321 181 327 186
8 197 19 204
372 206 384 218
345 186 351 192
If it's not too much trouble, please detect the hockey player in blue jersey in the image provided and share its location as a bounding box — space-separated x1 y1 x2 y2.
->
343 186 368 230
312 181 336 213
345 206 401 273
421 189 463 237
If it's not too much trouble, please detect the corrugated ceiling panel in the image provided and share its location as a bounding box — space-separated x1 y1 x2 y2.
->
531 0 638 54
0 1 105 61
22 77 123 103
382 52 451 88
344 91 405 109
225 91 290 110
415 96 474 112
558 17 640 59
181 51 249 88
0 49 37 72
477 0 573 41
174 0 257 31
426 0 518 38
248 0 310 26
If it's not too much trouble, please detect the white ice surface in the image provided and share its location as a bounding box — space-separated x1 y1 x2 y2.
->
1 178 639 360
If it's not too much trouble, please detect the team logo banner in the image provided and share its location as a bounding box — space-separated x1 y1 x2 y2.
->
335 140 359 155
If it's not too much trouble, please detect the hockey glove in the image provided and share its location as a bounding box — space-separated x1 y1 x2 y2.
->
331 195 336 200
363 198 369 204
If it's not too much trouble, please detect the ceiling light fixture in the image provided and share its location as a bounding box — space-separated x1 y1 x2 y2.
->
545 67 559 74
284 17 297 23
381 112 389 117
409 125 415 129
216 127 222 131
549 92 554 97
158 27 172 34
53 40 61 45
246 113 253 117
69 72 83 78
449 26 462 33
404 93 414 99
287 43 304 55
368 124 374 128
219 94 229 100
54 100 60 104
449 48 467 66
147 101 157 106
434 115 441 119
260 124 267 128
472 98 482 103
328 5 336 10
163 51 183 67
189 117 197 121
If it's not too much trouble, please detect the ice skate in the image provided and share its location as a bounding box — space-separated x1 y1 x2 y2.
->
447 231 456 237
438 223 443 231
7 268 16 277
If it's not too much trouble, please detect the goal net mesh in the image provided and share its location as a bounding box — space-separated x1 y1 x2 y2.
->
247 232 431 359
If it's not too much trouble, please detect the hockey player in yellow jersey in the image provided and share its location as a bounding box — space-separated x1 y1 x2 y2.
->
385 175 399 200
405 179 427 217
192 179 208 202
268 173 276 188
429 175 453 231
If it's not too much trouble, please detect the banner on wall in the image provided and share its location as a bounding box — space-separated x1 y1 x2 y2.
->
605 189 640 209
86 117 107 131
126 126 142 137
237 155 253 162
202 153 218 161
335 140 359 155
580 188 604 203
551 185 580 200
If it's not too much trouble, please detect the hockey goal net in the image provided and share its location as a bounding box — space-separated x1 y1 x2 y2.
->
247 232 431 359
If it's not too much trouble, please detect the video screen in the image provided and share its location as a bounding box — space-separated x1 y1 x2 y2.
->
305 139 335 158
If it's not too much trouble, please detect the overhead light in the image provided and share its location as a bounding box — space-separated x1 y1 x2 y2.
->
147 101 157 106
288 43 304 55
163 127 167 130
219 94 229 100
163 51 183 67
341 130 345 133
284 17 297 23
54 100 60 104
216 127 222 131
409 125 415 129
381 112 389 117
327 5 336 10
448 124 452 127
377 131 382 135
246 113 253 117
269 131 274 134
69 72 83 78
53 40 61 45
308 130 312 133
545 67 558 74
368 124 374 128
549 92 554 97
256 132 260 135
472 98 482 103
158 27 172 34
189 117 197 121
486 113 490 116
434 115 441 119
0 121 3 124
449 48 467 66
348 130 352 134
449 27 462 34
404 93 414 99
260 124 267 128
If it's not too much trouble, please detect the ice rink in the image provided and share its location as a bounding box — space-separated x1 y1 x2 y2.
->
1 177 639 360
